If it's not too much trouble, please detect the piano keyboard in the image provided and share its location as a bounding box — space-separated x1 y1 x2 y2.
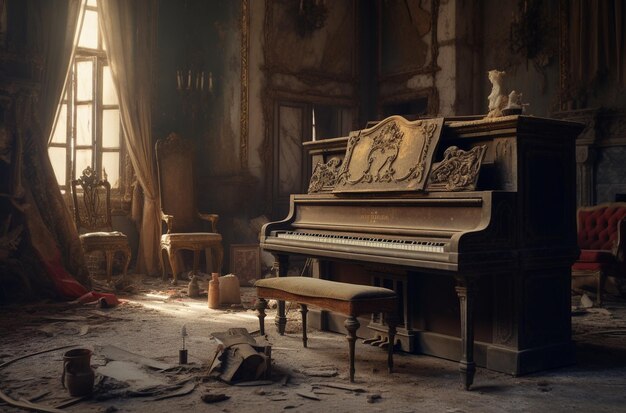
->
276 231 446 253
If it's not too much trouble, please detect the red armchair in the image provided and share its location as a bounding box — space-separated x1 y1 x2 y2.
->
572 203 626 304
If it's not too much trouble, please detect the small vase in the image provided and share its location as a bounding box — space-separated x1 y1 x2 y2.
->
188 274 200 298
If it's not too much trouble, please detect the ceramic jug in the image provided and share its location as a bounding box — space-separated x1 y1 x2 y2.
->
61 348 95 396
208 272 220 309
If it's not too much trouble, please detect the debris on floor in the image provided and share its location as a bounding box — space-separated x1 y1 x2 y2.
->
209 328 272 383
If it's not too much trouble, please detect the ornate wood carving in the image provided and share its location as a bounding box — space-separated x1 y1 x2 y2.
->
307 158 342 193
334 116 444 193
427 145 487 191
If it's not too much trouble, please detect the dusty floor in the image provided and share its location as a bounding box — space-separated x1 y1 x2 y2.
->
1 275 626 413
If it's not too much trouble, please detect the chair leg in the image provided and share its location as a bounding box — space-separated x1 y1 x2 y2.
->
256 298 267 335
122 246 131 280
105 251 114 283
344 315 360 383
159 247 167 280
300 304 308 348
213 243 223 274
168 248 180 284
204 243 223 275
597 270 606 305
192 249 200 273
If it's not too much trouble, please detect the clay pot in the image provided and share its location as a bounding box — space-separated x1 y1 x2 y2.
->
61 348 94 396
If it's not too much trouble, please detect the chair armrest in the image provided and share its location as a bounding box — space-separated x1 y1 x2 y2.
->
161 211 174 234
198 213 219 233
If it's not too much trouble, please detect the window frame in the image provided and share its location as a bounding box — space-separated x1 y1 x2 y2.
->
48 1 131 212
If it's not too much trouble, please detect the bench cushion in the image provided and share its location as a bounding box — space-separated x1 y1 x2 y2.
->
254 277 396 301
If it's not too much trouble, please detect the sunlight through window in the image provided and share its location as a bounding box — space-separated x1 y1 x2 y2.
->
48 0 126 195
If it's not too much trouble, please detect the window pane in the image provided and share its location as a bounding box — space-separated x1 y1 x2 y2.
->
76 60 93 101
78 10 98 49
102 109 120 148
48 147 66 185
102 66 118 105
76 105 92 146
86 0 97 6
75 149 93 178
51 104 67 143
102 152 120 189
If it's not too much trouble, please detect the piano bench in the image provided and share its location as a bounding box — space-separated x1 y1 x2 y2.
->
254 276 398 382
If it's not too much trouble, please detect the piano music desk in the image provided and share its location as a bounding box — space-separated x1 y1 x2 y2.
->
254 277 397 382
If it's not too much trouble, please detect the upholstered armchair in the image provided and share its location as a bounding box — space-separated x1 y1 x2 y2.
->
572 203 626 304
155 133 223 283
71 166 131 281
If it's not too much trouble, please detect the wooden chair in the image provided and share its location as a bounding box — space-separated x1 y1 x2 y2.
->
572 203 626 304
71 166 131 282
155 133 223 284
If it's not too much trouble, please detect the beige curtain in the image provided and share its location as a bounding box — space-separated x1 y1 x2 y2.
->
570 0 626 89
40 0 83 142
7 0 90 298
98 0 161 275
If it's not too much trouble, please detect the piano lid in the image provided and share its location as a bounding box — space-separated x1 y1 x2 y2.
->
332 116 444 194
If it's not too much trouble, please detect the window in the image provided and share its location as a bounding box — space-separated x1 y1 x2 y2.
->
48 0 127 203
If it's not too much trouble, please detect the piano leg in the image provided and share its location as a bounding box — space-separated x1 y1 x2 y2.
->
344 316 360 382
455 279 476 391
274 255 289 335
386 312 397 374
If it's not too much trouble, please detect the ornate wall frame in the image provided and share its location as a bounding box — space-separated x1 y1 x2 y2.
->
558 0 571 111
263 0 359 85
377 0 440 83
261 0 361 216
240 0 250 170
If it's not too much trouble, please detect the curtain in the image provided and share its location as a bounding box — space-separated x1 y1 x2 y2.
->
5 0 90 299
569 0 626 90
98 0 161 275
40 0 83 143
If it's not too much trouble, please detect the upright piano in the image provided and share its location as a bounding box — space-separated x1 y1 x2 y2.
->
260 115 584 388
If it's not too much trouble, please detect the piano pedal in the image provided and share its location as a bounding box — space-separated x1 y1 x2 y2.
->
377 337 390 349
363 335 382 345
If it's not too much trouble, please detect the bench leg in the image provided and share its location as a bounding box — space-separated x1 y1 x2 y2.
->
256 298 268 335
300 304 308 348
344 316 360 383
386 312 397 374
276 300 287 335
